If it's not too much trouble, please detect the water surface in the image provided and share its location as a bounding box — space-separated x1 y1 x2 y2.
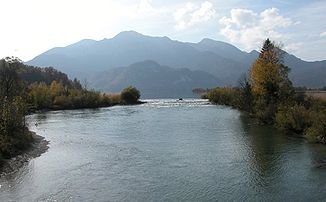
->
1 99 326 201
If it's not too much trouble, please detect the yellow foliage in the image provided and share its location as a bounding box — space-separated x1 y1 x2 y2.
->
250 58 282 96
50 81 58 98
50 80 65 98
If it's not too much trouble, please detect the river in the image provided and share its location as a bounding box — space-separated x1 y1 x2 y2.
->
1 99 326 201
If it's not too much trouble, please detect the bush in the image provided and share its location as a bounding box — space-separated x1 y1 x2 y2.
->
305 109 326 143
0 97 32 159
0 130 33 158
251 97 277 124
53 96 73 109
207 87 239 107
275 104 311 134
0 97 26 135
120 86 140 104
102 93 121 106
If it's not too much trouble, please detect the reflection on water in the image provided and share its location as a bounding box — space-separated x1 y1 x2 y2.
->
1 99 326 201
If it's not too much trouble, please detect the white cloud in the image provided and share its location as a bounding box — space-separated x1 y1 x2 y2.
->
219 8 293 51
320 31 326 37
284 42 303 53
131 0 163 17
220 9 257 28
260 8 292 28
174 1 216 30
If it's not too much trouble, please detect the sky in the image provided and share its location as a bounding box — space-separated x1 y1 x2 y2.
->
0 0 325 61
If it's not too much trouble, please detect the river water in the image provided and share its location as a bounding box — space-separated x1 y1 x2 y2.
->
1 99 326 201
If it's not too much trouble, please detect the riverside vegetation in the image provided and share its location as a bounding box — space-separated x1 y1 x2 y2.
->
206 39 326 144
0 57 141 167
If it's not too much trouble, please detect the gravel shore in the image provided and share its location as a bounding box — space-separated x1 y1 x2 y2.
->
0 132 49 176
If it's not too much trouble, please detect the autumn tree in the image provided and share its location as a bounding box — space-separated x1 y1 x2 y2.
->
50 80 66 98
29 83 52 109
249 39 294 123
251 39 292 100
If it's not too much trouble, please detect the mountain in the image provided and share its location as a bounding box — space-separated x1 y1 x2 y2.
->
27 31 246 85
188 39 326 87
27 31 326 92
188 38 259 67
90 60 220 98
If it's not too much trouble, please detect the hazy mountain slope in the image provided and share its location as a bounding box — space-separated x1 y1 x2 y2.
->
189 41 326 87
27 31 245 85
188 38 250 63
27 31 326 88
289 60 326 87
90 60 221 98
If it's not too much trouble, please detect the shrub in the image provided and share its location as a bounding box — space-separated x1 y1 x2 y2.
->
53 96 73 109
305 109 326 143
101 93 121 106
120 86 140 104
207 87 239 107
0 97 32 158
275 104 311 134
81 91 101 108
253 97 278 124
110 94 121 105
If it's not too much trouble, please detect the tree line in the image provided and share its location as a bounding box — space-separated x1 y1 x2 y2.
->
206 39 326 144
0 58 141 165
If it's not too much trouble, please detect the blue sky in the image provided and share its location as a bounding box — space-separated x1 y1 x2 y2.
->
0 0 325 61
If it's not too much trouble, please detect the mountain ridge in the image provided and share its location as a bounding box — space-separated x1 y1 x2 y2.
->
27 31 326 94
91 60 221 98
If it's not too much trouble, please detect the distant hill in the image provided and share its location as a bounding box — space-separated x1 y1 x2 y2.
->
90 60 220 98
3 57 79 88
27 31 326 96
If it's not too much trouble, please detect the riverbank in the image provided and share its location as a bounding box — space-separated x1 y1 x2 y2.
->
0 100 148 176
0 132 49 176
2 99 325 201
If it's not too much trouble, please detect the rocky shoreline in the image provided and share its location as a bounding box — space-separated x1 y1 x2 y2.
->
0 132 49 176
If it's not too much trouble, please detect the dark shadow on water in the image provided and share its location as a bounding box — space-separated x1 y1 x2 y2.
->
238 114 289 187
